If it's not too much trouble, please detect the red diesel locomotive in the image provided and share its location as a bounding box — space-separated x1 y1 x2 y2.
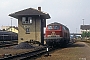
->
44 22 70 47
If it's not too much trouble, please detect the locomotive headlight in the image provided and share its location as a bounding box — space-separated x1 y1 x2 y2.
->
51 31 56 35
47 35 51 37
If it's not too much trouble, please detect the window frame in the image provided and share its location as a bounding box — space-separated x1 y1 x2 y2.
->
28 17 32 24
26 28 30 34
22 17 33 24
53 25 60 30
47 25 53 30
22 17 26 24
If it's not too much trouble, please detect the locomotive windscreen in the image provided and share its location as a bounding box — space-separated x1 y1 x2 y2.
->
47 25 60 30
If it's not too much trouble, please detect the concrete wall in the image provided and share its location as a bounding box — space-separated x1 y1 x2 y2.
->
18 17 41 44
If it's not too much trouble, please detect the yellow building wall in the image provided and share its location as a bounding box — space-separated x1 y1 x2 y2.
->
18 18 41 44
7 28 18 33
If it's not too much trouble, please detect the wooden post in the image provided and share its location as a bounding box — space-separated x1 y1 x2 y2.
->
41 19 44 45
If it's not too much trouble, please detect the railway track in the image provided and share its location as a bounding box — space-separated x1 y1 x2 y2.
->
0 41 18 48
0 44 73 60
0 42 70 60
0 43 17 48
0 46 51 60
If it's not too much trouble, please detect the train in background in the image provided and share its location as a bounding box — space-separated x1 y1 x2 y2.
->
44 22 70 47
0 30 18 41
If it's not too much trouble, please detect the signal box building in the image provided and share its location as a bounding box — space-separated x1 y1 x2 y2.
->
9 7 50 44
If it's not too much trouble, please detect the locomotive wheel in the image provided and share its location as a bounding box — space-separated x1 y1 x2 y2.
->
60 38 67 48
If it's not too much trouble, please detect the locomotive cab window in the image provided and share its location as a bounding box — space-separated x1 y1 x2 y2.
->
48 26 53 30
54 25 60 30
63 26 66 30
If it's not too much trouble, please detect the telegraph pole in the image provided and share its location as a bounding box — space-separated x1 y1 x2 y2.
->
76 28 77 33
82 19 84 25
11 18 12 41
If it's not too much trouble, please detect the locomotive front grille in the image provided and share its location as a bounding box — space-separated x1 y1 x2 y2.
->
47 31 60 37
47 35 60 37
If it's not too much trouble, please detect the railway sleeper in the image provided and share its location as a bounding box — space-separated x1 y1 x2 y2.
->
0 47 46 60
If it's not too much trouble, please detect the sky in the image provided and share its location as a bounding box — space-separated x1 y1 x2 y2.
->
0 0 90 33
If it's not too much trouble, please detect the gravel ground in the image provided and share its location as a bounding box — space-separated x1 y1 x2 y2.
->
36 42 90 60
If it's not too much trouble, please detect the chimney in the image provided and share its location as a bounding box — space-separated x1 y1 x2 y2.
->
38 7 41 11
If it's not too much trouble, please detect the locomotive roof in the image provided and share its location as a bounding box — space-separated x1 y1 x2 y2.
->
47 22 69 31
47 22 63 25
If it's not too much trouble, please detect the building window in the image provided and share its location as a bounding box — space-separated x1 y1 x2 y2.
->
22 17 26 23
26 28 30 34
22 17 32 24
28 17 32 24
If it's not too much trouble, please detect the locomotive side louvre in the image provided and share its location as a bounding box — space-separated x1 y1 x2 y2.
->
62 25 70 44
62 25 70 39
44 22 70 47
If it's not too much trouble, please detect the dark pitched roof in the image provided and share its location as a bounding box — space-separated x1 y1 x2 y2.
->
80 25 90 30
9 8 50 19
